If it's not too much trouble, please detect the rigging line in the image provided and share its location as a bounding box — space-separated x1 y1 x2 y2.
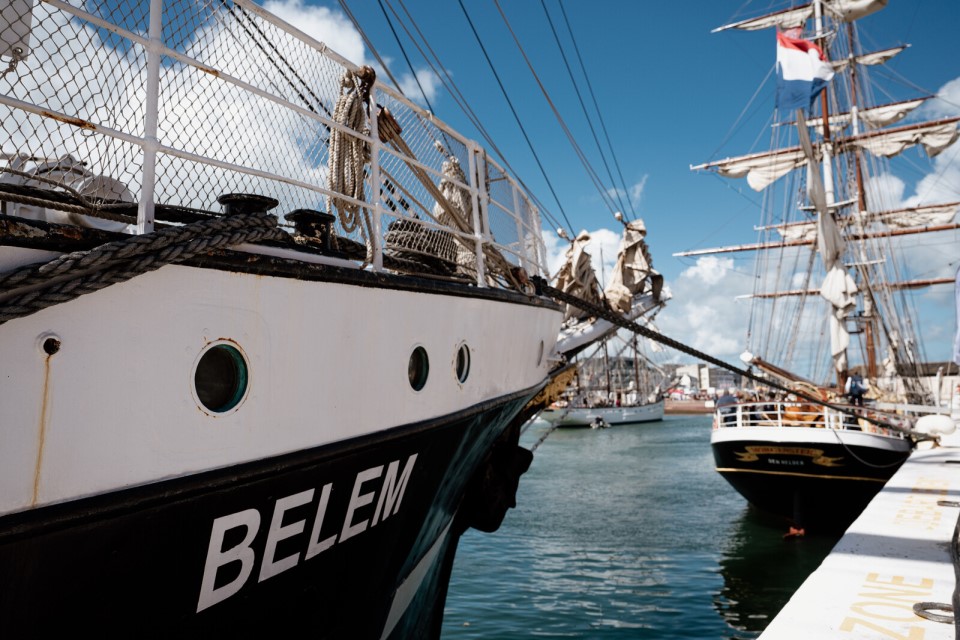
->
491 0 621 217
381 0 510 158
336 0 406 96
385 0 568 236
543 0 629 219
220 2 332 121
706 65 778 163
555 1 637 221
376 0 433 111
374 0 458 155
455 0 575 233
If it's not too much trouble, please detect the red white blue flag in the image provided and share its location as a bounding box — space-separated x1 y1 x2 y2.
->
775 30 834 112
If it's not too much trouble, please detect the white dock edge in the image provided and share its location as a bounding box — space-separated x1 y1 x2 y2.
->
761 438 960 639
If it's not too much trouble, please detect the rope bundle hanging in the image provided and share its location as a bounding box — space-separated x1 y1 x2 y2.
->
327 66 375 234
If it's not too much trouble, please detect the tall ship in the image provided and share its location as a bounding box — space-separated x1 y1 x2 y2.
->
685 0 958 533
541 217 669 427
0 1 567 636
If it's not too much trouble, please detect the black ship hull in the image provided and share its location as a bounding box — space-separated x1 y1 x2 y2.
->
711 426 911 532
0 390 537 639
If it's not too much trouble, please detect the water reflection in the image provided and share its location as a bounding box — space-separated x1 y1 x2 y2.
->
714 506 840 638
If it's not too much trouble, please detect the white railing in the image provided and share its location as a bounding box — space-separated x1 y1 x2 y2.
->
0 0 548 287
713 401 910 437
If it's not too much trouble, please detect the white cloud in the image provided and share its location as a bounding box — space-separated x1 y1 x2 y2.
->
656 256 753 365
397 68 442 107
921 76 960 120
680 255 733 286
629 175 648 205
264 0 368 66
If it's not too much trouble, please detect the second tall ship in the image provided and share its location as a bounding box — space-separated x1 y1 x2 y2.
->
686 0 957 533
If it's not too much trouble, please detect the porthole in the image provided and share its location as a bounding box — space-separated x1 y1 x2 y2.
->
536 340 544 366
408 346 429 391
455 343 471 384
195 343 249 413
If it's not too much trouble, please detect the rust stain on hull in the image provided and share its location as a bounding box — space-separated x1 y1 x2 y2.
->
32 355 53 506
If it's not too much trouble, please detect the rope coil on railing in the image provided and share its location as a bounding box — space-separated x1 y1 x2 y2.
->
532 277 933 442
0 211 285 327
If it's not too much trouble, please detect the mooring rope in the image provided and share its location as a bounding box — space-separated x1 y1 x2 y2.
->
0 211 285 327
532 277 933 442
530 422 560 453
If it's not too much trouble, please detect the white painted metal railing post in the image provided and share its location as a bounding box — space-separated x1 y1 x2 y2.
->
367 86 383 272
468 143 486 287
531 204 545 276
512 183 528 271
137 0 162 235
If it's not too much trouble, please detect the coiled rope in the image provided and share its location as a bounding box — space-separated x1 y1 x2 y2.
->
0 211 285 327
532 277 934 442
327 67 372 235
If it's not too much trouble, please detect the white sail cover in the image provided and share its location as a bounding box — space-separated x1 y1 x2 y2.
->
709 148 808 192
876 203 959 228
775 202 959 240
800 98 927 134
859 98 928 128
603 219 657 314
831 45 907 72
824 0 888 22
849 119 960 158
713 5 813 32
554 231 604 322
714 0 886 32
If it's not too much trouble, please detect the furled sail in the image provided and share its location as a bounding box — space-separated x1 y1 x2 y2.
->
701 116 959 192
603 219 661 314
554 231 604 322
775 202 959 240
800 97 929 131
823 0 888 22
713 0 886 33
713 5 813 32
694 147 807 192
847 117 960 158
831 45 907 72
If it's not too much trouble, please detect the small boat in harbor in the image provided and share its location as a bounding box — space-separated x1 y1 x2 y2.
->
542 216 668 428
687 0 958 532
0 1 566 636
540 334 666 428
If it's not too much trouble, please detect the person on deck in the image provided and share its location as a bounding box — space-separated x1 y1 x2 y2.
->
716 389 738 425
844 371 868 407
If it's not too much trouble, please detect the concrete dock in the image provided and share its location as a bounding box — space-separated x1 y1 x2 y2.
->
762 435 960 638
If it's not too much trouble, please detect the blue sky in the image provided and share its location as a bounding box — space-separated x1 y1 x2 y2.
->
265 0 960 373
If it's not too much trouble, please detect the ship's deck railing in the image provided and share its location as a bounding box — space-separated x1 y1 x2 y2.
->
713 401 910 438
0 0 547 287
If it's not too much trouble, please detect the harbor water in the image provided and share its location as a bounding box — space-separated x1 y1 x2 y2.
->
442 414 841 638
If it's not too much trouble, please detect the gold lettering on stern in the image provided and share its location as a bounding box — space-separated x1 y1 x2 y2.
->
733 446 843 467
839 574 935 640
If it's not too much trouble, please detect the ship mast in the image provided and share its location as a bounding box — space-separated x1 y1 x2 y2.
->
844 18 878 379
811 0 848 385
692 0 958 397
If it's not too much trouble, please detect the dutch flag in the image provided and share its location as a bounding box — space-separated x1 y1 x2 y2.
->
775 30 835 112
